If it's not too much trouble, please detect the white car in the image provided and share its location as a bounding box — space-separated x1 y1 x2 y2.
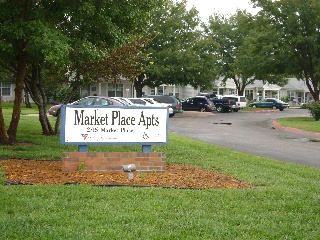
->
111 97 143 106
139 98 174 117
111 97 173 117
130 98 174 117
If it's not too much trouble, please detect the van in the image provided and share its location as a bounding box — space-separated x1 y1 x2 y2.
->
222 95 247 112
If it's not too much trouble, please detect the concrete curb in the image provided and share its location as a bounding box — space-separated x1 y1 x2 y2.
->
173 111 215 118
272 120 320 140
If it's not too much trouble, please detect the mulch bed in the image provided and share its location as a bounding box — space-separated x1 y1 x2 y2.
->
1 159 254 189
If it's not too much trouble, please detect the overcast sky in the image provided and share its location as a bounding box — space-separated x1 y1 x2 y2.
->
186 0 259 21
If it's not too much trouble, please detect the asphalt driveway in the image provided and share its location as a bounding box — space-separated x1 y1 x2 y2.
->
169 109 320 168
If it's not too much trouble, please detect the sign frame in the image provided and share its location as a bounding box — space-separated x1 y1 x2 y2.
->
60 105 169 146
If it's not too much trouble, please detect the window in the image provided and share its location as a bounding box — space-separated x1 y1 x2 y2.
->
0 83 11 96
195 98 207 103
239 97 246 102
229 89 236 95
157 88 164 95
108 83 123 97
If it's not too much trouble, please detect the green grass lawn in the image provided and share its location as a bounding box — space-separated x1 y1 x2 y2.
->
1 103 320 239
276 117 320 133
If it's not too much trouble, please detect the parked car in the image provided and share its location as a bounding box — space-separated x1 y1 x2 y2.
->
182 96 215 112
138 98 174 117
212 98 237 113
127 98 150 106
112 97 174 117
196 93 216 100
112 97 144 106
126 98 174 117
111 97 137 106
249 98 289 111
48 96 124 117
222 95 247 112
141 95 183 116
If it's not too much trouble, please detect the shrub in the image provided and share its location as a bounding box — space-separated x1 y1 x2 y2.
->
54 86 81 103
300 103 308 109
306 101 320 121
280 96 290 102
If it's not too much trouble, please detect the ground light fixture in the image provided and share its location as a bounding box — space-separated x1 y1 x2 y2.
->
122 164 136 179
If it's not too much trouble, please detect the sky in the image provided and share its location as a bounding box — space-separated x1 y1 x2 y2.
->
186 0 260 21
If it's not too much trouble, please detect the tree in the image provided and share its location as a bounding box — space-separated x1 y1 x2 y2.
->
252 0 320 101
98 36 154 98
204 10 287 96
0 0 162 144
142 0 217 93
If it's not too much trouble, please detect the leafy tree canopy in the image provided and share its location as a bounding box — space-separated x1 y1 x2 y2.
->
251 0 320 100
204 9 288 95
143 0 217 90
0 0 163 144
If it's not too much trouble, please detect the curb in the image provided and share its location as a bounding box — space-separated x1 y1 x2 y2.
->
272 120 320 139
174 111 215 118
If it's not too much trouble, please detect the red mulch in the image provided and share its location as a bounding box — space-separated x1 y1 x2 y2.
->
1 160 253 189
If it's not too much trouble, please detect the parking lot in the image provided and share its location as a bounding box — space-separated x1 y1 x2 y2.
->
169 108 320 168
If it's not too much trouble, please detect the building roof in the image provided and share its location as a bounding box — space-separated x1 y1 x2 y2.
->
282 78 309 91
212 77 310 92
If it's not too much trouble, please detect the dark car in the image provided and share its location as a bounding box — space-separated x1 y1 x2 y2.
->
142 95 183 116
249 98 289 111
48 96 124 117
182 96 215 112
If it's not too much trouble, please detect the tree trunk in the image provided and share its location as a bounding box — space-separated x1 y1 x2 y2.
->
24 88 32 108
54 113 60 134
25 64 55 135
7 48 28 144
38 104 54 135
133 74 146 98
303 69 320 101
305 77 320 102
0 101 10 145
239 82 246 96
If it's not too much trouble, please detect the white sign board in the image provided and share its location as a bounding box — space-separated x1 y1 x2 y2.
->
60 105 168 145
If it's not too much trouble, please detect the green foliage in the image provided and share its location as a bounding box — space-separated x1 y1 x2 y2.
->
276 117 320 132
253 0 320 100
1 134 320 239
204 10 266 95
78 162 86 173
280 96 290 103
139 172 148 181
302 104 308 109
144 1 216 90
306 101 320 121
53 86 81 103
1 107 320 238
0 166 5 185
